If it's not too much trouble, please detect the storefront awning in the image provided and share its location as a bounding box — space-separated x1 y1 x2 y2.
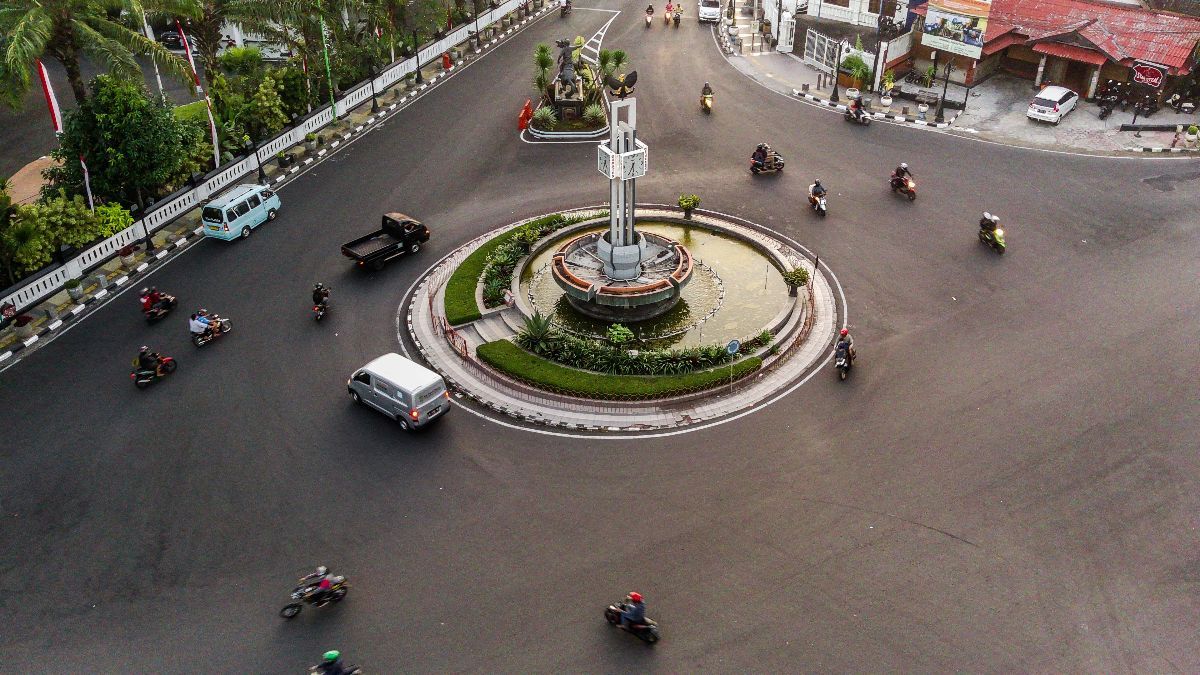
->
1030 41 1110 66
983 32 1025 56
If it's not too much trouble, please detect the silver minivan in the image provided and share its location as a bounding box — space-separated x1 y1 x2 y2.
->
347 353 450 429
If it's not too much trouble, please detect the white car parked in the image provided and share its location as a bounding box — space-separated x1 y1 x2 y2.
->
1026 85 1079 125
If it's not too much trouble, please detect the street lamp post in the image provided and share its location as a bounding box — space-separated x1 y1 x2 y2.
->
412 30 424 84
935 60 953 123
830 40 843 102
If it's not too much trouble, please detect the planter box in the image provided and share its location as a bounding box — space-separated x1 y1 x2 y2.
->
14 322 35 339
120 254 137 269
67 285 86 302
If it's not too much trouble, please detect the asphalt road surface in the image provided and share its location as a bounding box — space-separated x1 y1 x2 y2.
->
2 2 1199 671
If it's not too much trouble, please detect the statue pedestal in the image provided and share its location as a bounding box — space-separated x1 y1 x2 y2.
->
596 232 646 280
553 77 585 119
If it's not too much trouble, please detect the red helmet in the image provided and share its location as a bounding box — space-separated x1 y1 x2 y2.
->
840 329 849 337
628 591 643 603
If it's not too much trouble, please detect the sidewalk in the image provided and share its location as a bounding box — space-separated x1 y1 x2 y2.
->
0 2 556 365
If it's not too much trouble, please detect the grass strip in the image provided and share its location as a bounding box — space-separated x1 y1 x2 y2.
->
477 339 763 400
444 234 513 325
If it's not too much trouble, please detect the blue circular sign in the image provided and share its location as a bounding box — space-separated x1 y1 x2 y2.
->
726 339 740 355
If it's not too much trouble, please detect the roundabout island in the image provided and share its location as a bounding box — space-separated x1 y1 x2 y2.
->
405 99 844 433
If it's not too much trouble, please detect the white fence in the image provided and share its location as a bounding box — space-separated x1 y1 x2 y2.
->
803 29 874 75
1 0 532 318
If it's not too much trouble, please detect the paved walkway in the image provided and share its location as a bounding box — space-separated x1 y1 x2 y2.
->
406 207 841 433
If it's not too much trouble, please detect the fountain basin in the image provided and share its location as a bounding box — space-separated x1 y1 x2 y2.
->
551 230 694 322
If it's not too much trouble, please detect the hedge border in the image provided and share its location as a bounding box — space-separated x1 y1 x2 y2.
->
477 339 763 400
444 235 511 325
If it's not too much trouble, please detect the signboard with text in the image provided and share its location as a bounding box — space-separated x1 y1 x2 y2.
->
920 0 992 60
1132 61 1167 88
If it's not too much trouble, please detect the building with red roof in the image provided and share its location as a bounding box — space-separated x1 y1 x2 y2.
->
908 0 1200 98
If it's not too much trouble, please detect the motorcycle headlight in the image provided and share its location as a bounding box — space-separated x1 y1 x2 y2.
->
995 228 1004 236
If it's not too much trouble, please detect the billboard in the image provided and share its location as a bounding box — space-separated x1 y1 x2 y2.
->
921 0 991 60
1132 61 1166 88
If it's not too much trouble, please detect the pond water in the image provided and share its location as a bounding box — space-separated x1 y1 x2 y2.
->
521 221 790 349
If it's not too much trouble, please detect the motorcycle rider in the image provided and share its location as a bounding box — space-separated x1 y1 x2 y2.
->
134 345 164 377
300 565 335 605
701 81 713 101
809 179 827 206
849 95 865 122
313 650 350 675
645 4 654 20
979 212 999 233
620 591 647 629
752 143 769 170
188 312 209 338
837 327 856 362
139 288 154 314
312 282 331 308
891 162 913 189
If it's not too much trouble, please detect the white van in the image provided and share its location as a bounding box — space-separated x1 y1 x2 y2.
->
347 353 450 429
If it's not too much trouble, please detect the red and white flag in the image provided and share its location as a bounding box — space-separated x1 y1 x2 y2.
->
176 21 221 169
36 60 63 134
79 155 95 211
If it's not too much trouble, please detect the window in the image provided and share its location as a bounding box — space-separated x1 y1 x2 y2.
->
234 201 251 217
868 0 882 13
225 209 237 221
823 0 850 8
262 189 275 199
246 194 261 209
375 381 392 398
202 206 224 223
353 371 371 385
415 384 444 407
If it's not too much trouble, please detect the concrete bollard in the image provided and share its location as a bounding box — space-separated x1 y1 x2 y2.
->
801 83 809 92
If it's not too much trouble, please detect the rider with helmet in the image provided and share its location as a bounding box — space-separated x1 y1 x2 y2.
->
620 591 647 628
752 143 769 170
809 179 827 205
134 345 163 377
891 162 913 189
300 565 335 605
313 650 351 675
979 212 999 232
701 81 714 108
837 328 855 362
312 283 331 308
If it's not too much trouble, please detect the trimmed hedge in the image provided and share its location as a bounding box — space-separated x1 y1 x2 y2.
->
444 236 509 325
477 339 763 400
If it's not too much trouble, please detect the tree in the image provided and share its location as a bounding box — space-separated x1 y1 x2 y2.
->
43 75 205 207
244 73 288 139
0 0 197 105
533 43 552 101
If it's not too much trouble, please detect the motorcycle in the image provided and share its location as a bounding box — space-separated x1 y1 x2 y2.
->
844 108 871 126
809 193 828 217
130 355 177 389
560 1 571 16
314 299 329 321
978 226 1006 255
604 600 660 644
143 294 178 324
663 8 671 23
1097 95 1118 120
645 11 653 26
700 94 713 114
310 665 361 675
749 150 784 174
673 8 681 26
280 575 350 619
835 344 852 381
191 315 232 346
890 174 916 201
1139 95 1160 117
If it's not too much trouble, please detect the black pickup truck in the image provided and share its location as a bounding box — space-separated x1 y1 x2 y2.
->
341 213 430 270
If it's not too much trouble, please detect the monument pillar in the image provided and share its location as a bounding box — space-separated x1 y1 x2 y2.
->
596 99 648 281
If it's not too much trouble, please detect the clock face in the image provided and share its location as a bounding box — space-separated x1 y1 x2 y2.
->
597 145 617 178
622 150 646 179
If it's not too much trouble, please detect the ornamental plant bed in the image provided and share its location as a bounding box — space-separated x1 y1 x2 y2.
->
477 339 762 400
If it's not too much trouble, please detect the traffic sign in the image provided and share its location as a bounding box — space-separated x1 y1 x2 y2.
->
726 339 740 355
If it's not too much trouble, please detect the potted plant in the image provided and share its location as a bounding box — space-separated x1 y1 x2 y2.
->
677 193 701 218
276 151 294 167
65 277 85 302
782 267 809 296
1187 124 1198 146
303 132 317 150
13 314 35 338
880 71 895 110
117 243 138 268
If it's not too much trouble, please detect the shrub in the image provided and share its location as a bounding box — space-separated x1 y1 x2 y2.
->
305 133 317 143
841 53 871 86
64 277 82 289
94 202 133 238
218 47 264 79
606 323 634 345
782 267 809 287
1190 125 1199 135
583 103 605 125
677 194 701 210
478 340 762 400
531 106 557 130
516 324 736 376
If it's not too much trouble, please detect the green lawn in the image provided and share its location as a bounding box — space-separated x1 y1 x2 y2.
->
477 339 763 400
443 234 512 325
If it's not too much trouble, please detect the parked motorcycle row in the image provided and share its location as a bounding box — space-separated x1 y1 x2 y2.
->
1095 79 1198 120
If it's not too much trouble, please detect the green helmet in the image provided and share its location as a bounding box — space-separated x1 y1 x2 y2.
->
323 650 340 662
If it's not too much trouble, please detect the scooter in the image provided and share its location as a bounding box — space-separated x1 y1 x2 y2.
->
844 108 871 126
673 8 681 26
191 315 232 346
890 174 916 201
645 11 653 26
560 2 571 16
130 355 177 389
835 344 852 381
605 601 660 644
749 150 784 174
143 294 178 323
280 576 350 619
978 226 1006 255
663 8 671 23
1098 95 1118 120
809 193 828 217
701 94 713 114
313 299 329 321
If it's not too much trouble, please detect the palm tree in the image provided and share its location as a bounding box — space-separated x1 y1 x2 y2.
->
596 49 626 81
532 43 551 102
182 0 283 78
1 0 198 105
